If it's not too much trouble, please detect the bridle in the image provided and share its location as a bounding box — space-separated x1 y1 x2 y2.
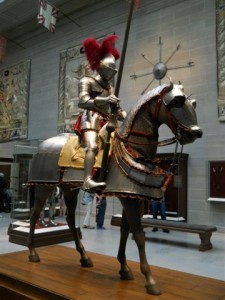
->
115 92 178 147
115 90 185 173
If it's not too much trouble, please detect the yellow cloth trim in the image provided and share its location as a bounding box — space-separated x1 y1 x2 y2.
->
58 135 103 169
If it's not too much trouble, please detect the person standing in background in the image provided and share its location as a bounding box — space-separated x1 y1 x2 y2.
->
95 193 107 229
0 173 8 212
151 193 170 233
82 191 95 229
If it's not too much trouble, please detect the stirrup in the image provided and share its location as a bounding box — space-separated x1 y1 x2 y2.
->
83 176 106 191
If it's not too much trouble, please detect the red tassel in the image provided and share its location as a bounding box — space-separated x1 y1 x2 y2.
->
127 0 139 9
134 0 139 8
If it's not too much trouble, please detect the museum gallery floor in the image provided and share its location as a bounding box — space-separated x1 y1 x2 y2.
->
0 245 224 300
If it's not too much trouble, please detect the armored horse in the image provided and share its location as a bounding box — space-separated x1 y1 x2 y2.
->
27 82 202 295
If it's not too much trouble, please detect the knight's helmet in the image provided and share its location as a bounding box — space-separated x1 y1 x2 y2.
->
82 34 120 81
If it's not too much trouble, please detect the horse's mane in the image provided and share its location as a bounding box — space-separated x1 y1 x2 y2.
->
118 84 168 139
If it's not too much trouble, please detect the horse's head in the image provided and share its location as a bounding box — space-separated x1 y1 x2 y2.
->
161 82 202 145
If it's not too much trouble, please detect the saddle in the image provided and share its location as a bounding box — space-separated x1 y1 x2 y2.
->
58 132 113 169
58 135 103 169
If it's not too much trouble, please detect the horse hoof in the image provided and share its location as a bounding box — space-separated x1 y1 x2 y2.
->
80 257 93 268
145 283 161 295
119 270 134 280
29 254 40 263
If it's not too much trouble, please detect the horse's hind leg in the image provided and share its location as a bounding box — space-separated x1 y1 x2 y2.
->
28 185 53 262
120 198 161 295
62 187 93 268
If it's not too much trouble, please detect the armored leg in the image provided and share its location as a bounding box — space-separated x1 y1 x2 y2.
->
82 130 106 191
38 208 48 227
48 202 58 226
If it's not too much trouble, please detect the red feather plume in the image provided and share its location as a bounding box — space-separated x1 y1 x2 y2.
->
100 34 120 61
83 34 120 71
82 37 101 71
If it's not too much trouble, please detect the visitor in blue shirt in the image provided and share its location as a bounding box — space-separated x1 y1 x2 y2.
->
151 194 169 233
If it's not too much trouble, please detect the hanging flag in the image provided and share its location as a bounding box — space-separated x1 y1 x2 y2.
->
0 36 7 64
37 0 58 32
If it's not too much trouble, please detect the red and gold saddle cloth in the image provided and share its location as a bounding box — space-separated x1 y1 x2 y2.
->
58 135 103 169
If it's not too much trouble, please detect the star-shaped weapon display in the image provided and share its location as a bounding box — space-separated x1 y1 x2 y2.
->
130 36 194 95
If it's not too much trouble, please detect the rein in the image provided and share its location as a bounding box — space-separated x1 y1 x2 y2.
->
115 130 177 147
115 93 184 180
169 140 184 173
115 95 177 147
153 95 185 175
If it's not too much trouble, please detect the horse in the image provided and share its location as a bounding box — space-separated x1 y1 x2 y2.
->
27 82 202 295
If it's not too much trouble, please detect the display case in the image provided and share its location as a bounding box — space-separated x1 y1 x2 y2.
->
8 140 78 247
208 160 225 202
10 140 40 220
0 158 13 213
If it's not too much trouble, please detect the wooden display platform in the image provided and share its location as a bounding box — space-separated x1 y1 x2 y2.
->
0 246 225 300
8 223 76 247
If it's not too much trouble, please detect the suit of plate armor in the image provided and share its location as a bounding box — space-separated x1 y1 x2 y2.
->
78 36 126 191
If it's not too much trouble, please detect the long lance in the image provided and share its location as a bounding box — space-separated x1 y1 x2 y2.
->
99 0 136 181
115 0 136 97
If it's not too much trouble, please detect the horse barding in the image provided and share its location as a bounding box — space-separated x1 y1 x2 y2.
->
27 82 202 295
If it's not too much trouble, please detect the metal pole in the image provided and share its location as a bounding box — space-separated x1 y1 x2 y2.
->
115 0 135 97
99 0 135 181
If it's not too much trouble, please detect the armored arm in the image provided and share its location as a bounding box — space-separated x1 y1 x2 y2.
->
78 77 95 110
94 95 119 107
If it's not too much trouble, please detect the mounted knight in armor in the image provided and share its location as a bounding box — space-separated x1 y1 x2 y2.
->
26 1 203 295
75 34 126 191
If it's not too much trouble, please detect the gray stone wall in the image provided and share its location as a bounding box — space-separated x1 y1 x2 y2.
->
1 0 225 231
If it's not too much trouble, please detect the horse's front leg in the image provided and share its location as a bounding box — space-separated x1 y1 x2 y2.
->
63 187 93 268
28 185 52 262
117 208 134 280
120 198 161 295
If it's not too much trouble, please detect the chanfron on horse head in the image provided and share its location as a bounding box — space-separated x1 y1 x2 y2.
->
27 82 202 295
